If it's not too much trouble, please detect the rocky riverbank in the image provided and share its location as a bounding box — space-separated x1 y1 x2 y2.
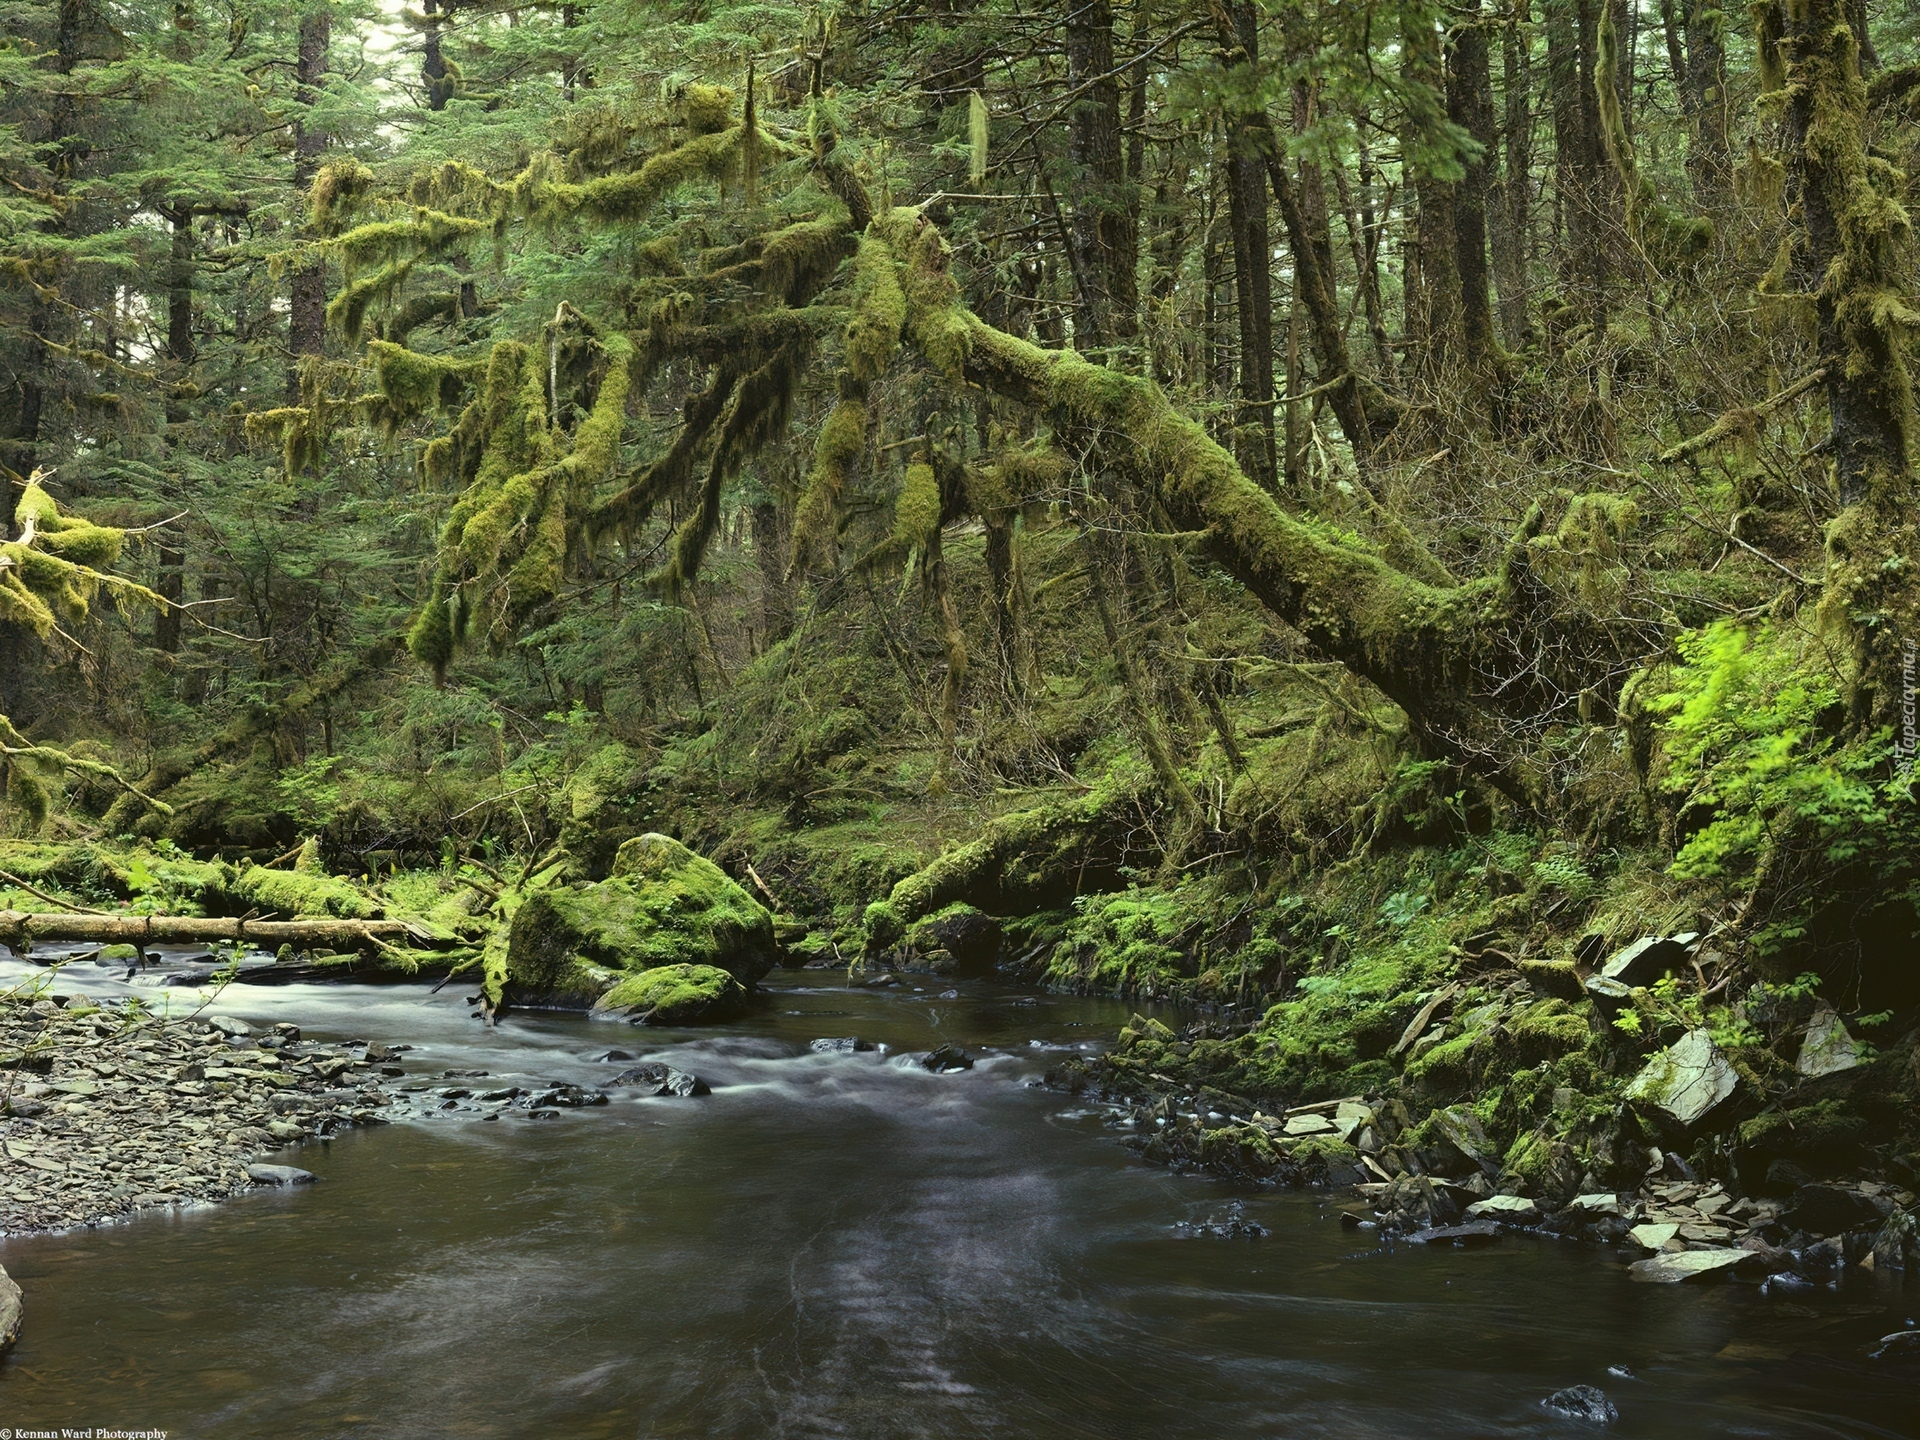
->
0 986 403 1235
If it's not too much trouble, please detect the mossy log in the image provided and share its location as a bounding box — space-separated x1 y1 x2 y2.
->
0 910 446 953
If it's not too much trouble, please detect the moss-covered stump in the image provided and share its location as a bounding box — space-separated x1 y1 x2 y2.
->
591 963 749 1024
504 833 774 1007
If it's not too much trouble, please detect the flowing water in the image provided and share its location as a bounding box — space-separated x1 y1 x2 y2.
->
0 957 1915 1439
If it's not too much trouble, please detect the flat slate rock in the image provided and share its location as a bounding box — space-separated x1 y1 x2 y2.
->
246 1163 318 1186
1628 1248 1742 1282
1407 1221 1502 1246
1465 1194 1541 1223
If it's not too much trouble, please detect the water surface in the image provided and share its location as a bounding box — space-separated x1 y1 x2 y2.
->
0 960 1914 1438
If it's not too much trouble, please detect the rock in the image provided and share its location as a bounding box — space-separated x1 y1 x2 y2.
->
592 963 750 1024
246 1163 317 1186
608 1062 709 1097
266 1119 305 1141
0 1261 19 1353
1408 1221 1503 1246
1779 1182 1885 1238
902 903 1002 975
1625 1029 1737 1128
1628 1222 1680 1250
99 943 141 962
598 1049 637 1062
1628 1248 1743 1282
1543 1384 1618 1424
206 1014 254 1037
505 833 774 1005
1283 1111 1338 1137
1568 1192 1625 1218
1868 1330 1920 1364
1431 1107 1500 1177
1601 935 1692 988
364 1042 399 1063
922 1044 973 1072
1795 1004 1863 1078
1465 1194 1542 1223
1582 974 1634 1021
809 1037 877 1054
1332 1099 1374 1142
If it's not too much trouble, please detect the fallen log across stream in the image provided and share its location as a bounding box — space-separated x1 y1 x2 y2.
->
0 910 448 954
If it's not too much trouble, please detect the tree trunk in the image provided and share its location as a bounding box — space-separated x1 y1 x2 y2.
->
749 500 792 646
1493 6 1534 347
1408 15 1463 381
1066 0 1138 345
0 911 452 955
1774 0 1911 509
1682 0 1730 198
1446 6 1502 377
1544 0 1609 336
288 9 331 395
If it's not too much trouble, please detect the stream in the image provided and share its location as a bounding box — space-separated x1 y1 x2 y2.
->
0 960 1915 1439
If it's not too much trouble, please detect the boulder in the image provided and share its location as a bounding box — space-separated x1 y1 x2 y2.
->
1795 1004 1863 1079
903 903 1002 975
1780 1183 1885 1238
207 1014 254 1038
1407 1221 1502 1246
505 834 773 1005
1625 1029 1736 1128
591 964 749 1025
1601 935 1695 988
1543 1385 1618 1424
1628 1222 1680 1250
1628 1248 1742 1282
809 1037 877 1054
1284 1111 1338 1137
922 1044 973 1072
1466 1193 1542 1224
0 1261 19 1353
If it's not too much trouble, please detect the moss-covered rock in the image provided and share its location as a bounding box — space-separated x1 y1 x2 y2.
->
504 833 773 1005
902 901 1001 974
591 963 748 1024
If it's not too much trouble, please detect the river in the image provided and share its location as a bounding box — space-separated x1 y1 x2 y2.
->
0 961 1914 1438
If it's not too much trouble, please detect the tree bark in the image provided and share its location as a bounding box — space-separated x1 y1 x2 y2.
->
0 911 449 954
1446 6 1502 376
1066 0 1138 345
1493 6 1534 347
288 9 331 395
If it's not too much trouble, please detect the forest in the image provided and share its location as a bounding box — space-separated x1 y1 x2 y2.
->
1 0 1919 1424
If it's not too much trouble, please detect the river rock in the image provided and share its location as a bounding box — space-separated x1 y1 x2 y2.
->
1465 1193 1541 1224
591 963 750 1024
505 833 774 1006
1869 1330 1920 1364
246 1163 317 1186
207 1014 254 1037
1543 1384 1618 1424
0 1260 19 1353
1628 1248 1743 1282
1408 1221 1502 1246
609 1062 709 1097
922 1044 973 1072
1625 1028 1736 1128
1795 1004 1863 1079
1780 1182 1884 1238
809 1037 877 1054
1283 1111 1337 1137
1628 1222 1680 1250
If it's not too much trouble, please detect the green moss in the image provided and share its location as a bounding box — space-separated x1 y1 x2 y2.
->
504 833 773 1003
591 962 748 1023
229 861 382 921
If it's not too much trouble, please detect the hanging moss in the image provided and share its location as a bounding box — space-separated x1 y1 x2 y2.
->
310 159 377 235
406 331 634 668
530 125 789 226
843 231 905 382
367 340 482 423
676 83 735 136
789 394 869 575
330 210 488 281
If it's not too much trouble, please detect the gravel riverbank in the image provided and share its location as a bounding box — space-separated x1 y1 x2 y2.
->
0 986 398 1235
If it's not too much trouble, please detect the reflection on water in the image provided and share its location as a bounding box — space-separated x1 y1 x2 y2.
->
0 961 1914 1439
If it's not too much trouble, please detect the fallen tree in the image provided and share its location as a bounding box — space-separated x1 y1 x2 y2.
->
0 910 449 954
